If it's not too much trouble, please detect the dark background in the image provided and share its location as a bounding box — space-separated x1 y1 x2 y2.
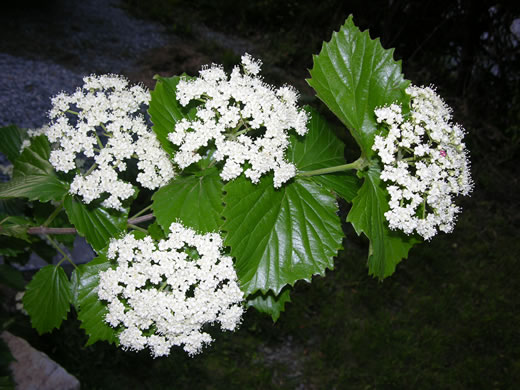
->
1 0 519 388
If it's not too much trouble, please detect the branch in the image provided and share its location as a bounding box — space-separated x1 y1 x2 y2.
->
24 213 155 235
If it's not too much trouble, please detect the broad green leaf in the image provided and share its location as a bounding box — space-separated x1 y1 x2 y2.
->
0 176 68 202
64 195 128 253
152 168 224 234
0 216 32 241
347 165 418 278
13 135 54 177
0 136 68 202
130 230 149 240
23 265 72 334
289 106 360 202
223 176 343 296
0 264 25 290
74 256 118 346
0 125 25 162
149 75 196 158
307 15 410 158
147 221 166 240
246 288 291 322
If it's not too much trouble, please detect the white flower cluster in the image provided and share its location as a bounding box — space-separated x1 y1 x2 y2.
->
97 223 244 357
46 74 175 210
169 53 309 188
372 85 473 240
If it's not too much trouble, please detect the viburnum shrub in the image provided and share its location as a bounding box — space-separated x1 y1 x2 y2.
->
0 16 472 357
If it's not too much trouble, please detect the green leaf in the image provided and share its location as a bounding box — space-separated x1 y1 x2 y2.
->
0 136 68 202
149 75 196 158
0 176 68 202
347 165 418 278
223 176 343 296
64 195 128 253
0 216 32 241
289 106 360 202
23 265 72 334
307 15 410 158
152 168 224 233
0 264 25 290
13 135 55 177
246 288 291 322
74 256 118 346
147 221 166 240
0 125 25 163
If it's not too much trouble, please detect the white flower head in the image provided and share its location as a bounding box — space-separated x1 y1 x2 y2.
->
372 85 473 240
98 223 244 357
168 54 309 188
46 74 175 210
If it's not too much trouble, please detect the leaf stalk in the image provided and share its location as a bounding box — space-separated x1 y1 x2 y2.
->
298 156 368 177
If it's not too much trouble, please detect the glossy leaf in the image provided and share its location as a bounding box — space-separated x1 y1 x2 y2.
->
246 288 291 322
289 106 360 201
0 176 68 202
347 165 418 278
147 221 166 240
74 256 118 346
307 15 409 158
152 168 224 234
23 265 72 334
0 136 68 202
149 75 195 158
0 216 32 241
64 195 128 253
13 135 55 177
223 175 343 296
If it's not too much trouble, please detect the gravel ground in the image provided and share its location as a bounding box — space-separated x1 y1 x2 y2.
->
0 54 83 129
0 0 168 129
0 0 170 268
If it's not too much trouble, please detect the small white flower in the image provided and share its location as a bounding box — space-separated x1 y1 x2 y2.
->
97 223 244 357
241 53 262 75
46 74 175 210
373 85 473 240
168 54 309 188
